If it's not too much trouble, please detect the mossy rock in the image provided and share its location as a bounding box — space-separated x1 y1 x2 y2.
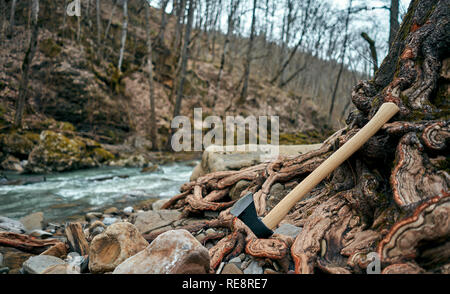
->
90 147 115 163
0 131 36 160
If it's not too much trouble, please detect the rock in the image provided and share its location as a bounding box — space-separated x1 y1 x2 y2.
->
141 164 159 173
133 210 181 234
85 212 102 222
0 132 35 159
123 206 134 215
102 217 119 226
25 130 109 173
264 268 281 274
104 207 119 215
1 155 24 173
113 229 210 274
229 180 252 201
0 216 26 233
243 260 263 275
22 255 66 274
29 229 53 238
0 246 34 274
198 144 322 175
189 163 205 182
20 212 44 231
0 252 3 267
221 263 243 274
152 199 170 211
0 267 9 274
40 242 68 259
274 223 302 239
41 263 80 274
228 256 242 265
88 220 106 240
267 183 288 210
88 222 148 273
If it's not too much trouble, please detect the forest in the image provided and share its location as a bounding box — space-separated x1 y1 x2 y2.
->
0 0 448 277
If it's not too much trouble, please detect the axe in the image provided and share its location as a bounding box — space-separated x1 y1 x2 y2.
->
230 102 399 238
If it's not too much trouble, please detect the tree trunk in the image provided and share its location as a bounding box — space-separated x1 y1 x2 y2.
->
7 0 16 38
14 0 39 128
361 32 378 75
118 0 128 72
388 0 399 50
144 1 158 151
162 0 450 274
96 0 102 45
328 0 352 124
237 0 257 105
172 0 195 119
157 0 169 47
214 0 240 103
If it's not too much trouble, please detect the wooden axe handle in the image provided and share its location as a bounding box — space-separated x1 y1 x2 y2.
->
262 102 400 230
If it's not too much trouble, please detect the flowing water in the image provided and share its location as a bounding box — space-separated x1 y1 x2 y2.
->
0 161 196 222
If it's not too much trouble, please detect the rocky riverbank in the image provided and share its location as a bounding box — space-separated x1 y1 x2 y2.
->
0 144 320 274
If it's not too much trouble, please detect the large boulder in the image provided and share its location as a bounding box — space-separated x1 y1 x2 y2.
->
25 130 113 173
88 222 148 273
0 132 36 160
113 229 210 274
191 144 322 181
133 210 181 235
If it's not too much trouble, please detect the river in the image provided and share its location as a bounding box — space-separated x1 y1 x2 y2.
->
0 161 196 222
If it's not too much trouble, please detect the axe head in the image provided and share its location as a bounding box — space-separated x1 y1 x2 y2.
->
230 192 273 238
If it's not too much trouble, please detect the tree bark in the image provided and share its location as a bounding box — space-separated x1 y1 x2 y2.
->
118 0 128 72
157 0 170 47
14 0 39 128
144 1 158 151
96 0 103 45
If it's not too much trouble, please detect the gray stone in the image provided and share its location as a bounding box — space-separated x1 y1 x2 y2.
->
20 212 44 231
151 199 170 211
41 264 80 274
29 229 53 238
274 223 302 239
229 257 242 264
0 216 26 233
22 255 66 274
133 209 181 234
123 206 134 215
102 217 119 226
221 263 243 274
113 229 210 274
243 260 263 275
229 180 252 201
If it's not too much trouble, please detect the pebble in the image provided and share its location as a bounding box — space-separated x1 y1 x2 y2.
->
104 207 119 215
123 206 134 215
102 217 119 226
85 212 102 222
243 260 263 274
274 223 302 239
29 229 53 238
221 263 243 274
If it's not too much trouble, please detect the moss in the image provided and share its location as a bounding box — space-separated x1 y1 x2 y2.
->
278 130 328 145
39 38 62 58
90 147 115 163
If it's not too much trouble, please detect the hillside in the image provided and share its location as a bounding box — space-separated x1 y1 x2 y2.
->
0 0 360 172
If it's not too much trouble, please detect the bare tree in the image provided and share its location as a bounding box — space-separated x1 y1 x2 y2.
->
214 0 240 103
7 0 17 38
118 0 128 72
328 0 353 124
157 0 170 46
388 0 399 50
96 0 103 45
172 0 196 118
14 0 39 128
144 1 158 150
238 0 257 105
361 32 378 75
